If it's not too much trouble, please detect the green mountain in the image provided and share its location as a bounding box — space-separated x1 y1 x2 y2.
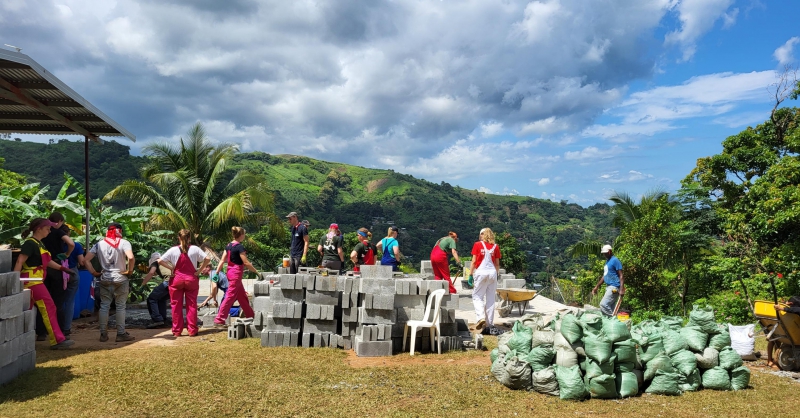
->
0 139 616 275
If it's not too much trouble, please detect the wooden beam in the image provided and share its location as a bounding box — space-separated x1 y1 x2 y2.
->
0 97 83 107
0 77 100 141
0 62 30 69
0 113 104 122
0 124 122 135
11 81 59 90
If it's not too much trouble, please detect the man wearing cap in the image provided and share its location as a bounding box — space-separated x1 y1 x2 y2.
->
286 212 309 274
84 222 136 342
592 245 624 316
318 223 345 271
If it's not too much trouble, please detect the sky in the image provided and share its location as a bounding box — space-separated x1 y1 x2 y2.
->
1 0 798 206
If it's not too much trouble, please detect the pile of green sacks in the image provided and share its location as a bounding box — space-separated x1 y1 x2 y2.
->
490 305 751 400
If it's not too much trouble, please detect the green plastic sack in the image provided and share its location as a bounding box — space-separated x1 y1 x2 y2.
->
662 330 688 355
602 317 631 342
554 333 579 368
498 330 513 348
644 352 675 381
507 322 533 355
584 336 614 363
531 329 556 348
555 365 588 400
646 370 683 396
679 368 702 392
669 349 698 376
615 371 639 398
491 350 532 390
695 347 719 369
531 366 560 396
526 345 556 372
638 334 665 364
701 366 731 390
615 361 636 373
730 365 751 391
490 348 500 363
708 331 732 352
660 316 684 330
585 357 616 380
679 326 708 353
520 314 548 331
718 346 743 370
613 340 638 364
579 312 604 336
587 374 618 399
688 305 719 335
560 313 583 344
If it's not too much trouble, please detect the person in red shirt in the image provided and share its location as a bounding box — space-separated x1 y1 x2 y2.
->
470 228 501 332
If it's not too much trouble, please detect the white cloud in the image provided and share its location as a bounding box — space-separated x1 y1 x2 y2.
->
598 170 655 183
537 177 550 186
774 37 800 66
665 0 737 61
564 146 622 162
480 121 504 138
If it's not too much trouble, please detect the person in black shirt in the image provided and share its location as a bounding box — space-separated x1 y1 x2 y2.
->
36 212 76 340
286 211 309 273
142 252 171 328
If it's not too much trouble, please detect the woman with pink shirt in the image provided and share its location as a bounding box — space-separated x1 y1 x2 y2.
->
158 229 210 337
213 226 257 327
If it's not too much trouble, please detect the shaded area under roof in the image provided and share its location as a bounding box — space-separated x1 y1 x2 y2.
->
0 49 134 142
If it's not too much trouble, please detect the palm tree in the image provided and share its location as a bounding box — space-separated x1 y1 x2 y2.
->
104 123 283 253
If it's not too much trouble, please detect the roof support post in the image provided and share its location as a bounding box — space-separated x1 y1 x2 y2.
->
85 135 91 250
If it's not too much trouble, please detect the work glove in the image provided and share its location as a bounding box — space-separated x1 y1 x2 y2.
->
56 253 68 261
301 255 307 265
467 275 474 287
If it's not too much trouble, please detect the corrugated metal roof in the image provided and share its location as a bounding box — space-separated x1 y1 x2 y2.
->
0 49 134 141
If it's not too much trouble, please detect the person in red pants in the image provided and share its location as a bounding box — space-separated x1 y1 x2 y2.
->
213 227 257 327
14 218 74 349
430 231 462 294
158 229 210 337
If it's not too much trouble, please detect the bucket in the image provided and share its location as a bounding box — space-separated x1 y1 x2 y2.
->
282 255 290 268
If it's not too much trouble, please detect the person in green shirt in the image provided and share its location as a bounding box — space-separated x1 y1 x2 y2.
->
430 231 462 293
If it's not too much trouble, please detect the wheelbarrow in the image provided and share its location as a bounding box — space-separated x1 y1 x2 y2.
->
496 288 538 317
754 300 800 371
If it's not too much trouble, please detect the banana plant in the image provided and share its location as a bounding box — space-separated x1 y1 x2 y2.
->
0 183 49 247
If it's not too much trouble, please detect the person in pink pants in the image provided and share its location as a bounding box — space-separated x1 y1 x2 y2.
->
213 226 257 326
158 229 210 337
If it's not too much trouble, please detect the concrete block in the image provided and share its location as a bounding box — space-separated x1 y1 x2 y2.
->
302 333 311 348
264 316 302 332
293 274 305 290
394 294 426 309
439 308 456 324
0 357 20 385
420 260 432 275
498 269 506 274
336 276 353 293
306 303 321 320
320 332 330 348
18 330 34 354
322 305 334 321
253 281 271 296
341 291 357 309
439 322 458 336
277 267 290 274
259 272 280 281
458 295 474 311
395 307 423 322
298 273 312 290
425 279 449 294
303 319 337 334
228 324 245 340
0 272 19 296
439 294 461 309
341 306 359 323
456 318 470 332
247 324 263 339
417 281 427 295
312 333 322 347
372 294 395 310
272 302 303 319
358 278 395 294
354 335 393 357
270 287 304 303
395 280 404 295
275 332 284 346
234 317 254 326
377 324 388 341
280 274 296 289
20 349 35 373
343 336 353 350
502 279 526 289
290 331 299 347
358 307 396 325
21 288 30 311
260 330 270 347
363 293 373 309
0 292 24 319
0 250 11 274
358 265 393 279
359 325 373 342
253 296 272 313
314 275 338 292
305 290 338 305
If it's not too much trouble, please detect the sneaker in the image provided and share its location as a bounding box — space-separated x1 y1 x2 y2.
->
489 326 503 336
116 332 136 342
51 339 74 350
475 318 486 331
99 332 109 342
146 321 165 329
36 334 47 342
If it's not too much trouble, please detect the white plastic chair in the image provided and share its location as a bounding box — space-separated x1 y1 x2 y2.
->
403 289 446 355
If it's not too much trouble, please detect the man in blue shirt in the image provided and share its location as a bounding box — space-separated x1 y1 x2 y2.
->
592 245 624 316
286 211 309 274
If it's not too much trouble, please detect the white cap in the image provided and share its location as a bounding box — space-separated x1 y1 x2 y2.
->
601 245 613 254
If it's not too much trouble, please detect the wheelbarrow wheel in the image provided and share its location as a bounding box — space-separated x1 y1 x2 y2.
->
777 348 800 371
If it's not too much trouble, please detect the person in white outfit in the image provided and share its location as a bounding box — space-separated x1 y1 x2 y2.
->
470 228 502 332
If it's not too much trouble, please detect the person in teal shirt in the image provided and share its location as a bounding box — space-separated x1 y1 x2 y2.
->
376 226 401 271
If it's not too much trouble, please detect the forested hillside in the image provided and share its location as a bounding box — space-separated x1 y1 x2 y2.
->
0 139 616 276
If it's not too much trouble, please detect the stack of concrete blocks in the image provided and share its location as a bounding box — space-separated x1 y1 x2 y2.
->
0 249 36 385
301 272 340 348
261 273 305 348
498 273 526 289
352 265 395 357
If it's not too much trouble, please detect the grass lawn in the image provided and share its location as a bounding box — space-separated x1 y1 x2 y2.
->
0 330 797 418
